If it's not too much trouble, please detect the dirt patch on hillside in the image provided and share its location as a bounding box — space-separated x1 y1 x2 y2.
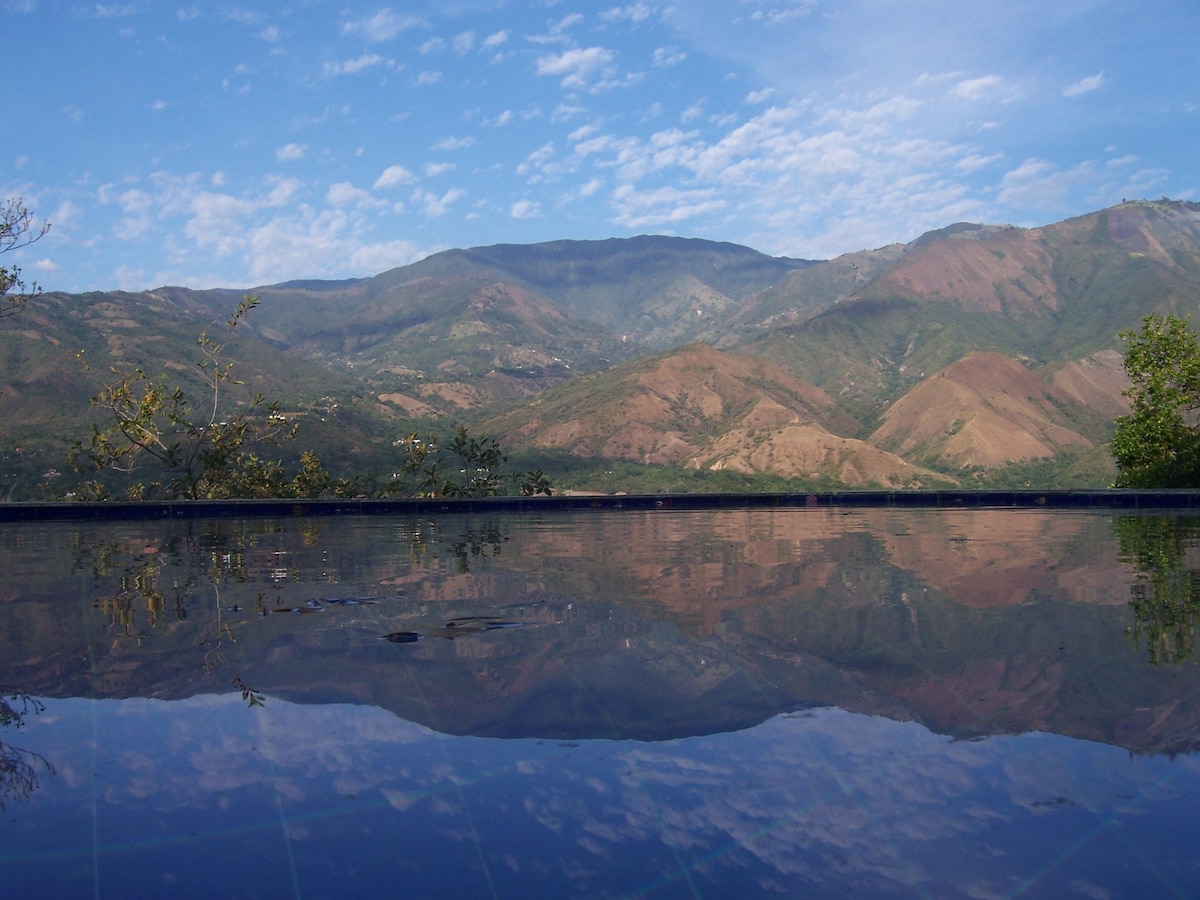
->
697 424 953 488
378 392 440 417
883 228 1058 314
872 352 1093 467
1048 350 1129 418
418 382 483 409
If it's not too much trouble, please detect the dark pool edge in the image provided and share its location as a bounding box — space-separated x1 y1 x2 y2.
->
2 489 1200 521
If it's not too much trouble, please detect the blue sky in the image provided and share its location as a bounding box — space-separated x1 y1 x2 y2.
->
5 0 1198 292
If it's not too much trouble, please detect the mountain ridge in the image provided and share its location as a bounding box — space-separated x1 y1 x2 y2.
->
5 198 1200 496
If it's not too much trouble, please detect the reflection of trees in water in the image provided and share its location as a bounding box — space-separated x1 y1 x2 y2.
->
392 518 508 573
0 691 55 811
77 520 295 639
75 520 305 699
1114 516 1200 665
67 516 512 681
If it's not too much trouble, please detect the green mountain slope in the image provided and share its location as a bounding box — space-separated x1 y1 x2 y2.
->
0 291 398 498
5 200 1200 495
741 200 1200 423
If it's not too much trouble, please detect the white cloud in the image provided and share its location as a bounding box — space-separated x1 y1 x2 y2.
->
326 182 382 209
1062 72 1105 98
415 71 442 86
423 163 456 177
956 152 1003 174
610 183 725 228
537 47 616 89
952 75 1005 101
534 12 584 42
111 186 156 239
748 0 817 25
93 3 136 16
601 3 653 23
993 156 1159 213
517 142 557 179
373 165 415 190
915 71 962 89
452 32 475 56
578 178 604 198
347 240 431 274
178 191 259 258
341 10 422 42
266 176 301 207
552 101 587 123
412 188 467 217
324 54 384 77
96 167 442 286
275 143 306 161
569 124 601 142
511 200 541 219
653 46 686 67
483 30 509 48
431 136 474 152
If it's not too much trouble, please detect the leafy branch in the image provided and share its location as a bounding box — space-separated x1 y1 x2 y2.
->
71 296 301 499
390 426 552 498
0 197 50 320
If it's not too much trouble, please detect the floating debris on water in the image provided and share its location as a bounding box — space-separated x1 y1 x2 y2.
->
382 615 531 644
381 631 421 643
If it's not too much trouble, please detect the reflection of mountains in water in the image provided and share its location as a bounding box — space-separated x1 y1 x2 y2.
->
1 511 1198 753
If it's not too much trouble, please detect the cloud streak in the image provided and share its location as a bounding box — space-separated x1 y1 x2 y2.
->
7 0 1197 289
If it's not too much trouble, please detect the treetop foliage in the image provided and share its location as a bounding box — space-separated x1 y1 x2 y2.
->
0 198 50 319
1111 313 1200 488
0 196 50 321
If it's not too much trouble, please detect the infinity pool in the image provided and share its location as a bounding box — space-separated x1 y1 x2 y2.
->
1 507 1198 897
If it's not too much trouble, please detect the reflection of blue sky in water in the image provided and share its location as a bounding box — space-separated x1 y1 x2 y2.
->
4 695 1197 898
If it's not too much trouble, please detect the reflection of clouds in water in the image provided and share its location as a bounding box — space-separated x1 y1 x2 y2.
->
502 710 1153 894
46 695 446 812
21 695 1200 894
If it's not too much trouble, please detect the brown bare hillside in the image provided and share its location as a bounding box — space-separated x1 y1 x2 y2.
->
492 344 951 487
697 424 953 488
871 352 1094 467
877 225 1059 315
1045 350 1130 419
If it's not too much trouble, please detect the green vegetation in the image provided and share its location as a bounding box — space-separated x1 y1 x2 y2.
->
514 448 851 494
955 448 1116 490
71 296 305 499
1114 515 1200 665
1110 314 1200 488
69 296 550 501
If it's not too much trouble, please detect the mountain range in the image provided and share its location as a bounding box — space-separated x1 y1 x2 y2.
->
5 198 1200 496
